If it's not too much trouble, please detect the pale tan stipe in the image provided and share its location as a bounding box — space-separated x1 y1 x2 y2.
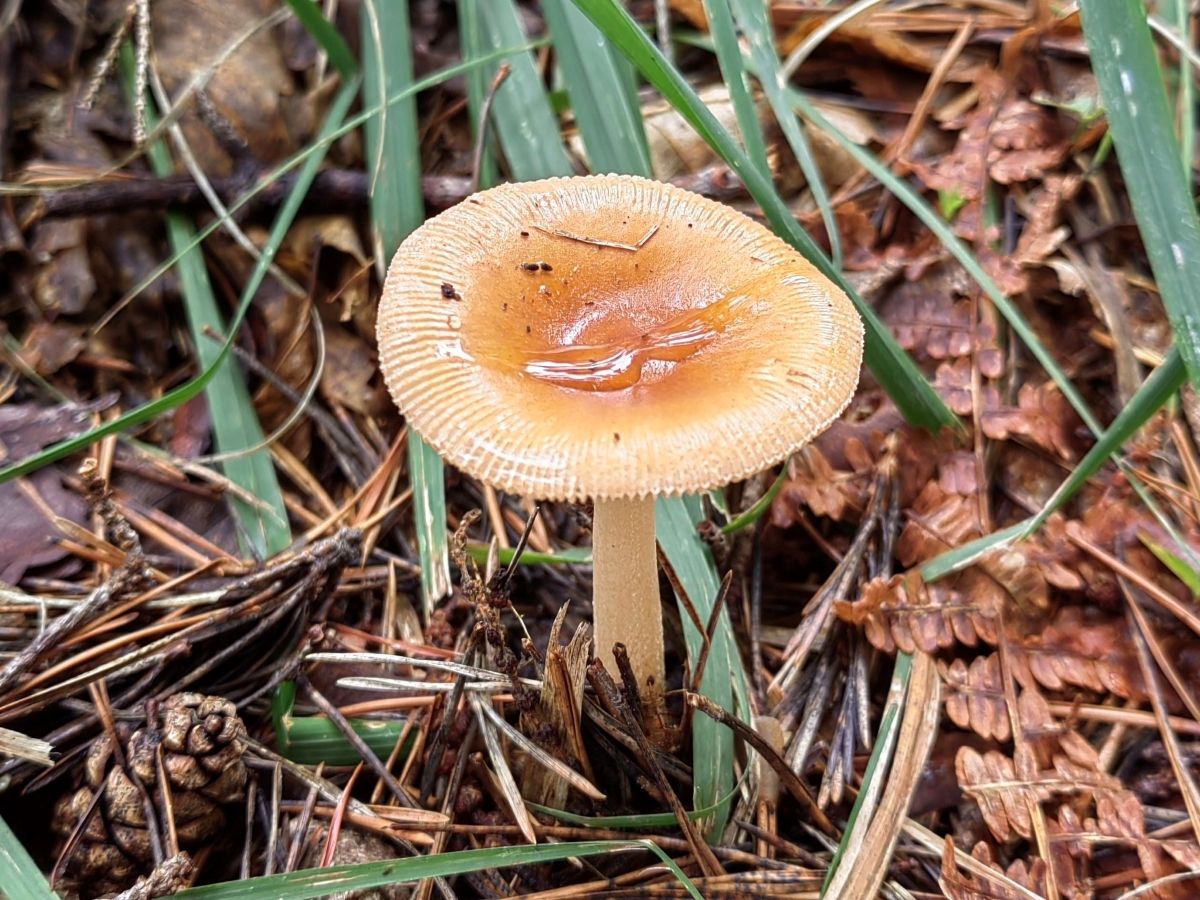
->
376 174 864 503
591 497 664 695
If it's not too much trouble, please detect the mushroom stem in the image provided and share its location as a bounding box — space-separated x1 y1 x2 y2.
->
592 496 666 699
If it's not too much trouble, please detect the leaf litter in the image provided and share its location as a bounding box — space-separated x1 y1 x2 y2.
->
0 1 1198 898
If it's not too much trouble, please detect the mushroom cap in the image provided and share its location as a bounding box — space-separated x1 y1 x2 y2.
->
377 174 863 502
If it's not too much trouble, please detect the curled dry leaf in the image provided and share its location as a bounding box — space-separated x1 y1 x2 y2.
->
897 481 984 566
778 10 981 80
931 363 1085 461
18 321 86 375
955 696 1146 862
319 323 389 419
774 443 865 523
932 358 997 418
638 85 759 181
29 219 96 316
1013 174 1081 267
938 608 1164 730
1095 792 1172 888
955 745 1042 841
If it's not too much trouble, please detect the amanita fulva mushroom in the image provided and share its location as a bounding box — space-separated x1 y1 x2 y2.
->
377 174 863 704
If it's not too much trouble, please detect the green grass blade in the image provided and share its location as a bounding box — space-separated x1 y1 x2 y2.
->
721 464 787 534
540 0 652 175
283 0 357 78
172 841 701 900
0 813 57 900
0 43 536 484
406 438 451 613
1081 0 1200 391
656 495 744 840
569 0 956 432
467 544 593 567
527 769 746 828
272 681 414 765
361 1 422 255
164 214 290 556
919 522 1029 582
702 0 772 174
727 0 842 268
1162 1 1195 173
126 49 290 557
460 0 574 180
1140 530 1200 597
361 0 451 615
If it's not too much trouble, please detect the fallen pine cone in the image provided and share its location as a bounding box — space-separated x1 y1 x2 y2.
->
51 693 248 898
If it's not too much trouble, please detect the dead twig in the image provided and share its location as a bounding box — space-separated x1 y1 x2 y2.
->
594 657 725 879
685 692 836 837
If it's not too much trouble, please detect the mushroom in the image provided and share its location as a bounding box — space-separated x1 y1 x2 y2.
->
377 174 863 706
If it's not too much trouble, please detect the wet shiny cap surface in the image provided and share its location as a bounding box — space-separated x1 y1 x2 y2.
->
377 174 864 502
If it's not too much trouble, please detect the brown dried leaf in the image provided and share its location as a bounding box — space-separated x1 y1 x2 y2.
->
779 12 980 79
152 0 295 175
0 398 118 582
932 358 1001 418
977 545 1053 612
1095 792 1174 892
319 324 388 419
640 85 756 180
912 71 1068 198
837 570 1002 654
882 274 1004 376
1014 175 1081 266
941 655 1010 742
29 219 96 316
982 381 1085 461
772 443 864 524
955 746 1041 841
18 321 86 375
896 481 984 566
1009 606 1148 702
987 97 1070 185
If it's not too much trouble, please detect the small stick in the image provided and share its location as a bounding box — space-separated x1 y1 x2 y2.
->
528 222 660 252
686 692 837 837
469 64 512 194
299 673 415 808
31 169 743 223
591 661 725 879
